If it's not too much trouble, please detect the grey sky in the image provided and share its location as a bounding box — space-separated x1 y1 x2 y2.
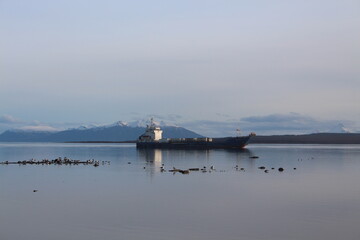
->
1 0 359 133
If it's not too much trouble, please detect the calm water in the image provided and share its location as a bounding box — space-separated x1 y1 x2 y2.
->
1 143 360 240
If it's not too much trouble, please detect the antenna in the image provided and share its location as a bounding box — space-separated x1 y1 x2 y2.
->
236 128 241 137
150 117 156 128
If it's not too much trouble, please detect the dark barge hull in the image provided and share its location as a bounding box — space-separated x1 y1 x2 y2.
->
136 136 251 149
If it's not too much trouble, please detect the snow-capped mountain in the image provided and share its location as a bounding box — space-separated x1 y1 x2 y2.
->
106 121 129 127
0 120 202 142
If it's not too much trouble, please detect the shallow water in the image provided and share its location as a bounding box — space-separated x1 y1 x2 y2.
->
0 143 360 240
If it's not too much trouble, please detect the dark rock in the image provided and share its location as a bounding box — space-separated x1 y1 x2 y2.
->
189 168 200 171
179 170 190 174
169 167 180 172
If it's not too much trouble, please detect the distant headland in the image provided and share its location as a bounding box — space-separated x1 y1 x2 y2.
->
249 133 360 144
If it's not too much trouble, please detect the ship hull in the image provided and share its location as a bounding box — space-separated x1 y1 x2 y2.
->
136 136 251 149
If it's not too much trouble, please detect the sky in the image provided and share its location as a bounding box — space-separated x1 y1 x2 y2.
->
0 0 359 135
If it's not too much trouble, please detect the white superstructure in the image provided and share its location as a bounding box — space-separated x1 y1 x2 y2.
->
138 119 163 142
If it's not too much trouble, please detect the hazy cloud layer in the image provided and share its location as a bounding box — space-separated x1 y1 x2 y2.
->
18 125 59 132
240 113 354 134
182 113 356 137
0 113 357 136
0 114 24 133
145 114 183 122
0 114 22 124
242 113 314 124
0 114 77 133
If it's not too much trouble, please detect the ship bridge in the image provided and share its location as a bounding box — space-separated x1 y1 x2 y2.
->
138 119 163 142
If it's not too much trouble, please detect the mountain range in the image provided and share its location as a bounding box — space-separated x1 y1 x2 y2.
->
1 120 359 144
0 121 203 142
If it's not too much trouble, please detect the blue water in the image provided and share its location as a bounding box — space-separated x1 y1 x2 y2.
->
1 143 360 240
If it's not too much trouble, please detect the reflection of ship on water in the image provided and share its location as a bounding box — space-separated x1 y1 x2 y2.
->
137 148 163 178
138 148 162 165
137 147 257 175
223 148 257 170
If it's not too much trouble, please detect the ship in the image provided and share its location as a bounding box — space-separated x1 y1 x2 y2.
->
136 119 255 149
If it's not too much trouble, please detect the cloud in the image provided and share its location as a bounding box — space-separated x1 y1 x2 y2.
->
181 113 357 137
0 116 98 134
181 120 247 137
240 113 321 132
215 113 231 118
240 113 358 134
143 114 183 122
18 125 59 132
241 113 313 124
0 114 22 124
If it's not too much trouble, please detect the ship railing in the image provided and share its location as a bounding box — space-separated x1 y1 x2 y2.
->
166 137 213 143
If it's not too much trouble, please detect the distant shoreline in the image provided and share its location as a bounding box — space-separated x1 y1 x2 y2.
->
249 133 360 144
64 141 136 143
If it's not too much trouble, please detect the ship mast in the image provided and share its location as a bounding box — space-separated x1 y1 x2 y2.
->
236 128 241 137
